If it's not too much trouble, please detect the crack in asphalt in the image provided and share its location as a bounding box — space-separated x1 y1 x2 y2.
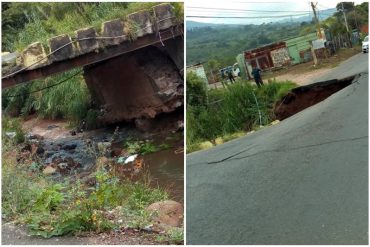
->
206 136 368 164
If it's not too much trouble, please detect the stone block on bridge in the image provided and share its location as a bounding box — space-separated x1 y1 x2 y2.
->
127 10 154 38
17 42 49 70
153 4 176 31
75 27 99 55
101 19 127 46
48 34 75 62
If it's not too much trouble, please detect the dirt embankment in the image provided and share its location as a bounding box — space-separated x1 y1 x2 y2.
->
274 76 355 120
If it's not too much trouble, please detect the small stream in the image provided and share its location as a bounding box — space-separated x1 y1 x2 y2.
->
112 131 184 201
138 144 183 202
31 123 184 202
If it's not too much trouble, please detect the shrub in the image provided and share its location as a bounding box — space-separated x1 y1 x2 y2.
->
23 168 168 238
186 81 297 150
85 109 99 130
2 117 25 144
2 69 91 124
2 156 40 220
186 72 208 107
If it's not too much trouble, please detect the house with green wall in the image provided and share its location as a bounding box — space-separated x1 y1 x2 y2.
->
284 33 318 65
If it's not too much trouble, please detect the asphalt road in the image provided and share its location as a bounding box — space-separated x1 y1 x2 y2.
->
186 53 368 244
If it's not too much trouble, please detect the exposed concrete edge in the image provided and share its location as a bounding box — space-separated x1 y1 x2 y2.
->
4 3 182 76
291 75 356 93
48 34 75 62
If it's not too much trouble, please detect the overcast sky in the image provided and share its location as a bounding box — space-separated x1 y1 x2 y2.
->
186 0 367 25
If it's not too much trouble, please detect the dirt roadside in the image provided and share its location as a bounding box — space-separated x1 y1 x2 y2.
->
2 223 161 245
209 47 362 88
266 47 362 85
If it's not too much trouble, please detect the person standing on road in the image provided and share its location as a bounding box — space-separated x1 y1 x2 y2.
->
251 66 264 88
227 70 235 83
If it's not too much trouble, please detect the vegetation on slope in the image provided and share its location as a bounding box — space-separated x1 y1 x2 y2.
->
186 72 296 152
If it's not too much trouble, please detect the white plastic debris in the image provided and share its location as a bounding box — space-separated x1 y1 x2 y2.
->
124 154 138 164
5 132 16 139
117 154 138 165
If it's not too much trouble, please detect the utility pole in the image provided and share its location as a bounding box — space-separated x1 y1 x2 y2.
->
310 2 321 66
353 8 359 31
310 2 323 39
341 2 350 32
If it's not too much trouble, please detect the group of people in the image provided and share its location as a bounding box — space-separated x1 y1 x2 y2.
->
221 66 264 88
221 70 236 84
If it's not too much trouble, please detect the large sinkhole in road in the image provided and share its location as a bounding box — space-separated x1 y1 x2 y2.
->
273 75 357 120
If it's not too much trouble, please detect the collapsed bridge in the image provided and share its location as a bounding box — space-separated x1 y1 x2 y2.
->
2 3 184 124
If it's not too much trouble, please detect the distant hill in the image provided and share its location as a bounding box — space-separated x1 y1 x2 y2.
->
187 22 302 67
186 20 241 30
187 8 336 29
186 8 338 68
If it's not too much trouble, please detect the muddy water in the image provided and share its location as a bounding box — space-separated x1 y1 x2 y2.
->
143 148 184 202
113 131 184 202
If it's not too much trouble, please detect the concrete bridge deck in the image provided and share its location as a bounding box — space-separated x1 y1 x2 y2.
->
2 3 184 124
2 3 183 88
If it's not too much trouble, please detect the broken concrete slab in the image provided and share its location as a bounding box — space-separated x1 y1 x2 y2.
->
153 4 175 31
2 52 18 66
17 42 49 69
75 27 99 55
48 34 75 62
101 19 126 46
127 10 154 38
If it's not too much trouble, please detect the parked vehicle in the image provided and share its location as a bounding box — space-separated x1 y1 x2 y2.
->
219 64 240 78
362 36 368 53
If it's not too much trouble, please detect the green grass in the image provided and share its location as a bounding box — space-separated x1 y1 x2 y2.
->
4 2 183 52
123 139 172 155
2 69 90 125
186 79 296 153
2 116 25 144
156 227 184 244
2 141 169 238
2 157 41 220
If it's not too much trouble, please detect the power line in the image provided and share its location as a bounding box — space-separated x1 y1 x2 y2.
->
3 70 83 98
186 13 309 19
187 6 310 13
187 9 305 14
188 10 309 17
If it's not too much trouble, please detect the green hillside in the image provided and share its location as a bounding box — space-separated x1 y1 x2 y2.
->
187 22 302 68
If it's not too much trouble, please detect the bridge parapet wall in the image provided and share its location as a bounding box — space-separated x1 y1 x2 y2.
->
6 3 179 75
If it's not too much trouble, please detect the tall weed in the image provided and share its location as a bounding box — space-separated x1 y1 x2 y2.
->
186 80 296 147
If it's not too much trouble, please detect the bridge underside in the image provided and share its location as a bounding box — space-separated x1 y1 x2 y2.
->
83 37 183 123
3 30 183 124
2 7 184 125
